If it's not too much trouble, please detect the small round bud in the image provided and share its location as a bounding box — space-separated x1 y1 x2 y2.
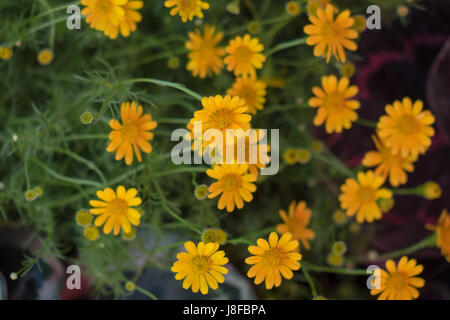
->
226 0 240 15
379 198 394 213
0 46 13 60
313 295 327 300
201 228 227 245
283 149 297 165
352 15 366 32
125 281 136 292
285 1 301 16
37 48 54 65
80 111 94 125
332 210 347 225
10 272 18 280
76 209 93 227
311 140 324 153
367 250 379 261
194 184 209 200
247 21 262 34
33 186 43 198
167 57 180 69
307 1 321 16
341 62 356 78
327 253 344 267
83 226 100 241
397 5 409 17
24 189 38 202
349 222 361 234
331 241 347 255
295 148 312 164
0 182 5 190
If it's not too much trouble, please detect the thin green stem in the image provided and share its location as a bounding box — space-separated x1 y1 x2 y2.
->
301 264 318 297
266 37 307 57
135 286 158 300
123 78 202 101
356 118 378 128
303 262 368 276
37 0 55 48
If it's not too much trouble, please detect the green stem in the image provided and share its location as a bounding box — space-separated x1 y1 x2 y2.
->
303 262 368 276
37 0 55 48
356 118 378 128
135 286 158 300
123 78 202 101
266 37 307 57
301 264 318 297
392 187 421 196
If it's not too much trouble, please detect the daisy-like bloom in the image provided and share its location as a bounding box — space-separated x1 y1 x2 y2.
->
377 97 435 158
37 49 53 65
277 201 315 250
185 25 225 78
187 95 251 151
103 0 143 39
224 34 266 77
81 0 127 32
171 241 228 295
165 0 209 23
309 75 360 134
227 75 267 114
304 4 358 63
370 256 425 300
89 186 142 235
207 164 257 212
339 171 393 223
362 135 417 187
245 232 302 290
426 209 450 262
107 102 157 165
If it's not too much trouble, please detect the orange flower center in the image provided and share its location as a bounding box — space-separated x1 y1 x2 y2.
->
324 93 345 111
397 115 419 135
180 0 196 10
235 45 252 62
358 186 376 204
95 0 113 13
121 122 140 143
321 22 341 42
191 255 212 273
211 108 234 130
222 174 241 191
263 248 283 267
109 199 128 216
239 86 256 104
386 272 408 290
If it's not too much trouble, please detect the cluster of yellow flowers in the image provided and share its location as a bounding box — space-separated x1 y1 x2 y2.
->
48 0 448 300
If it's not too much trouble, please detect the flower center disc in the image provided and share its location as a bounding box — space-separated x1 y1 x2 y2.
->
121 122 139 143
211 108 234 130
109 199 128 215
236 46 252 62
397 115 419 135
387 272 408 290
359 186 375 204
324 93 345 111
181 0 196 10
264 248 283 267
191 256 212 273
96 0 112 13
222 174 240 191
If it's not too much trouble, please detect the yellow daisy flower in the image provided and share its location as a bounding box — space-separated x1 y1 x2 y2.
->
37 49 53 65
426 209 450 262
89 186 142 235
165 0 209 23
370 256 425 300
171 241 228 295
362 135 417 187
206 164 257 212
245 232 302 290
309 75 360 134
277 201 315 250
377 97 435 158
107 101 157 165
339 171 393 223
304 4 358 63
227 75 267 114
0 46 13 60
103 0 143 39
186 25 225 78
187 95 251 151
81 0 127 32
224 34 266 77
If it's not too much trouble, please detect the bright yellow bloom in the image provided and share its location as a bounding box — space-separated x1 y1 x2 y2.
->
185 25 225 78
377 97 435 158
103 1 143 39
187 95 251 151
89 186 142 235
304 4 358 63
165 0 209 22
81 0 127 32
37 49 53 65
426 209 450 261
224 34 266 77
227 75 267 114
245 232 302 290
339 171 393 223
422 181 442 200
309 75 360 134
0 46 13 60
107 102 157 165
362 135 416 187
370 256 425 300
277 201 315 250
285 1 301 16
207 164 257 212
171 241 228 295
